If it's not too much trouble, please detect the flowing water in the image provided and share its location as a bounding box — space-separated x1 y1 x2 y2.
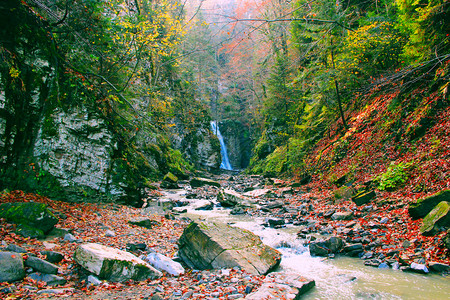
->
164 190 450 299
210 121 233 170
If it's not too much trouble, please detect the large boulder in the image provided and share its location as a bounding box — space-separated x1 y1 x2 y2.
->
73 243 162 282
0 252 26 282
420 201 450 236
190 177 221 188
0 202 58 236
178 221 281 275
245 273 315 300
217 189 255 208
409 190 450 220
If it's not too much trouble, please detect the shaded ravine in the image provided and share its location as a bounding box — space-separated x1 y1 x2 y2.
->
161 189 450 299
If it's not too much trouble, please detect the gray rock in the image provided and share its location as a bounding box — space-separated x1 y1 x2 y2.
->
195 202 214 211
245 273 315 299
25 256 58 274
0 202 58 234
64 233 77 242
309 236 344 257
190 177 221 188
36 288 74 295
267 218 285 227
217 189 255 208
129 218 160 229
143 252 185 276
178 221 281 275
409 262 429 274
0 251 25 282
41 251 64 263
331 211 353 221
428 261 449 273
74 243 162 282
87 275 102 285
5 244 27 253
105 230 116 237
27 273 67 286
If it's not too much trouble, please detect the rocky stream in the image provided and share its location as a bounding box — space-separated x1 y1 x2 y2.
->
0 174 449 299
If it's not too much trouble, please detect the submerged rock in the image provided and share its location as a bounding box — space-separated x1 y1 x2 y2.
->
178 221 281 275
73 243 162 282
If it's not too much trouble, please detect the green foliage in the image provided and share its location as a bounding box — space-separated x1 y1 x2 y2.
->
377 161 413 190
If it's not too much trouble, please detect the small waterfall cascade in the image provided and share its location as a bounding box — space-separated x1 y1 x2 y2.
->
210 121 233 170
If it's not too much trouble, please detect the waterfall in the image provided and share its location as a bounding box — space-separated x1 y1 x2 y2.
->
210 121 233 170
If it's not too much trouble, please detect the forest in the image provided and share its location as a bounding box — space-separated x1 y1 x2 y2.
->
0 0 449 299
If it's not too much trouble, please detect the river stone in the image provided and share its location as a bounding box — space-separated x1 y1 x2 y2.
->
245 273 315 299
217 189 255 208
128 218 160 229
25 256 58 274
0 202 58 234
190 177 221 188
409 190 450 219
309 236 344 257
428 261 449 273
27 273 66 286
73 243 162 282
331 211 353 221
243 189 271 198
143 252 185 276
0 252 25 282
352 190 376 206
178 221 281 275
420 201 450 236
41 251 64 263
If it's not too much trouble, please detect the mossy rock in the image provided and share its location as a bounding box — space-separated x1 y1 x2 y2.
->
0 202 58 234
15 224 45 239
352 190 376 206
190 177 221 188
160 172 179 189
420 201 450 236
409 190 450 220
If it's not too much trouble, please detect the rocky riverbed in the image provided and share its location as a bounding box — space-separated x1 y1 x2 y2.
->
0 173 449 299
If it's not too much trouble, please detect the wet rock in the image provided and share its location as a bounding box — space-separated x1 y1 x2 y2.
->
309 236 344 256
25 256 58 274
143 252 185 276
331 211 353 221
407 262 429 274
420 201 450 236
74 243 162 282
217 189 255 208
0 251 25 282
364 259 382 267
160 172 179 189
41 251 64 263
245 273 315 300
190 177 221 188
230 206 246 215
195 202 214 211
178 221 281 275
428 262 449 273
128 218 160 229
0 202 58 236
352 190 376 206
267 218 285 228
27 273 66 286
